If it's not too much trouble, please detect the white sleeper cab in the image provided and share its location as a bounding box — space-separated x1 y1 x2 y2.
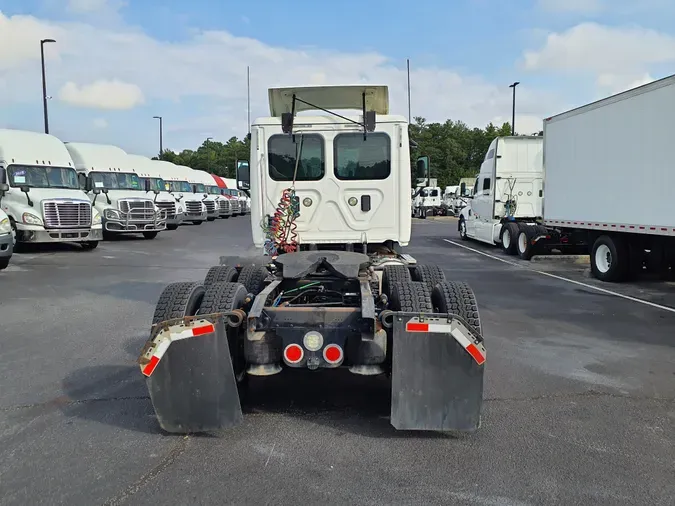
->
178 165 219 221
126 154 185 231
0 129 102 250
222 178 248 215
193 169 227 220
64 142 166 240
155 161 208 225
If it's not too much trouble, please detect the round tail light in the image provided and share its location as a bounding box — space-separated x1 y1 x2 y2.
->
323 344 343 365
284 344 304 364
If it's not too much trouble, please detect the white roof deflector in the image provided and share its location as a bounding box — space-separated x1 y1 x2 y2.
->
268 85 390 117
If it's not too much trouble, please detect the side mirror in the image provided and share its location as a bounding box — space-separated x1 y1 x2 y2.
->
0 169 7 192
102 188 109 194
153 189 160 195
415 156 429 178
192 184 198 193
93 188 101 195
364 110 376 132
0 183 8 194
460 182 466 195
281 112 294 134
236 159 250 190
20 185 30 194
144 179 152 192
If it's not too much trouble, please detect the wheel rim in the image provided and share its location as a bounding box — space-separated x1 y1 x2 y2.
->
460 221 466 236
518 232 527 253
595 244 612 273
503 228 511 248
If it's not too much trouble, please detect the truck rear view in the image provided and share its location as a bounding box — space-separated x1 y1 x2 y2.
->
543 75 675 281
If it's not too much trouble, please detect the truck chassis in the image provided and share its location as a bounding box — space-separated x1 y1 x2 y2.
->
138 248 486 434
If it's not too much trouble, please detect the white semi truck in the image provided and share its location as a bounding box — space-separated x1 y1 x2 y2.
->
458 136 544 252
152 161 207 226
194 169 232 219
138 84 486 435
529 75 674 281
222 178 247 215
65 142 166 240
0 207 13 270
127 154 185 231
179 165 219 222
0 129 102 250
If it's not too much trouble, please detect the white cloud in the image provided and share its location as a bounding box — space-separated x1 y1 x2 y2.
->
93 118 108 128
58 80 145 110
66 0 125 14
537 0 605 14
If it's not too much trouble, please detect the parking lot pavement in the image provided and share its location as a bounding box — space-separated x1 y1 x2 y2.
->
1 217 674 506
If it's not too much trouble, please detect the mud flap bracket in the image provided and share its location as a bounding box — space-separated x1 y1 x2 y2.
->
388 312 485 432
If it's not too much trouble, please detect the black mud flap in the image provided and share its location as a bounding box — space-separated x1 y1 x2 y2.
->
138 315 243 433
389 313 485 432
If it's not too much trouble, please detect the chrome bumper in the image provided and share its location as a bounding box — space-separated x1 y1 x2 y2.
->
16 226 103 243
104 209 167 232
0 232 13 257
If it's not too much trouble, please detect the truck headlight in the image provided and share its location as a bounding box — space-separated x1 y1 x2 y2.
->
22 212 43 226
0 217 10 234
92 210 102 225
104 208 121 220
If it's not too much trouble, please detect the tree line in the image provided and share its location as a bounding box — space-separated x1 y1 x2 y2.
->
155 118 540 190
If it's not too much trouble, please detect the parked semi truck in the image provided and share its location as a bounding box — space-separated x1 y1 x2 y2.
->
179 165 219 221
194 169 232 219
210 174 240 217
138 84 486 434
0 206 13 270
0 130 101 250
222 177 248 214
127 154 185 231
65 142 166 240
153 161 207 226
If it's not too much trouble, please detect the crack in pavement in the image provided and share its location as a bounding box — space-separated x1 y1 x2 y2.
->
101 436 190 506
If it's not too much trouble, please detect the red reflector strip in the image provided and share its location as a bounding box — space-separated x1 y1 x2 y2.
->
466 343 486 366
192 324 215 336
142 355 160 377
406 322 429 332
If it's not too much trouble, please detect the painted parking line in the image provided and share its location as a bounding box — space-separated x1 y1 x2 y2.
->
443 239 675 314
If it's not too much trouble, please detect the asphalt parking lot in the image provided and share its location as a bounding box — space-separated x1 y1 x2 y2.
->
1 216 674 506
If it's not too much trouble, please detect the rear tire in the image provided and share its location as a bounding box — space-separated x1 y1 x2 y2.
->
500 222 519 255
591 235 628 282
382 264 412 297
431 281 482 334
459 218 468 241
236 264 269 295
411 264 446 287
389 281 433 312
152 281 205 325
516 227 534 260
143 231 158 240
204 265 238 287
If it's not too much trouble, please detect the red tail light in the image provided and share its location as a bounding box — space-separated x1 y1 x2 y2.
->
323 344 343 365
284 344 304 364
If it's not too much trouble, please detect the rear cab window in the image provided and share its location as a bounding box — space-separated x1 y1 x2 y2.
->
333 132 391 180
268 134 324 181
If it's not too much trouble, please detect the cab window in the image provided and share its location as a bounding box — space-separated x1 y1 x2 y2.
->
334 132 391 180
268 134 324 181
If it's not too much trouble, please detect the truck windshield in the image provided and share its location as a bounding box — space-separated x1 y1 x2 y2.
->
268 133 324 181
194 183 206 193
167 180 192 193
139 177 166 192
334 132 391 180
90 171 142 190
7 165 79 189
207 186 221 195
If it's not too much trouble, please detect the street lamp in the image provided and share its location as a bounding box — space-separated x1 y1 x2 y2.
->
509 82 520 136
40 38 56 134
153 116 163 157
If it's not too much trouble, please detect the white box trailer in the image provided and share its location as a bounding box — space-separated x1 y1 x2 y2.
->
512 75 675 281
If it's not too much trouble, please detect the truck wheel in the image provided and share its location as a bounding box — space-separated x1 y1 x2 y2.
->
198 281 249 387
431 281 482 334
411 264 446 288
500 222 519 255
143 231 158 240
459 217 468 241
516 227 535 260
80 241 99 250
0 257 9 270
152 281 205 325
236 264 269 295
590 235 628 282
192 221 203 226
204 265 238 287
167 224 179 231
389 281 433 312
382 264 412 297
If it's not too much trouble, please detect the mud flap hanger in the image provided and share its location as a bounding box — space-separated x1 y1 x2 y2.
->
281 93 376 140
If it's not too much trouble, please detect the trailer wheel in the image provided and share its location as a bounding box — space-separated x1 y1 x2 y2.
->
197 281 249 387
458 217 468 241
500 222 519 255
389 281 433 313
237 264 269 295
431 281 482 335
516 227 535 260
411 264 446 287
382 265 412 297
590 235 628 282
204 265 238 287
152 281 205 325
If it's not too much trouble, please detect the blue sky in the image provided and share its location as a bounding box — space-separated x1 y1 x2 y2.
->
1 0 674 156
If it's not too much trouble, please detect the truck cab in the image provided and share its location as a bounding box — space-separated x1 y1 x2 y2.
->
221 188 243 216
65 142 166 240
0 129 102 249
208 174 234 218
237 85 411 251
127 154 185 231
193 169 224 221
178 165 218 222
222 178 249 214
156 161 207 226
459 136 543 245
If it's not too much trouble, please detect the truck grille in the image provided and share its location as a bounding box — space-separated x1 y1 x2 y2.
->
156 201 176 219
204 200 216 213
185 201 202 216
43 201 92 228
119 199 155 221
219 200 230 212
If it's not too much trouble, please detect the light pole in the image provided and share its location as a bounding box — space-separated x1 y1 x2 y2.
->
206 137 213 171
153 116 163 157
509 81 520 136
40 38 56 134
